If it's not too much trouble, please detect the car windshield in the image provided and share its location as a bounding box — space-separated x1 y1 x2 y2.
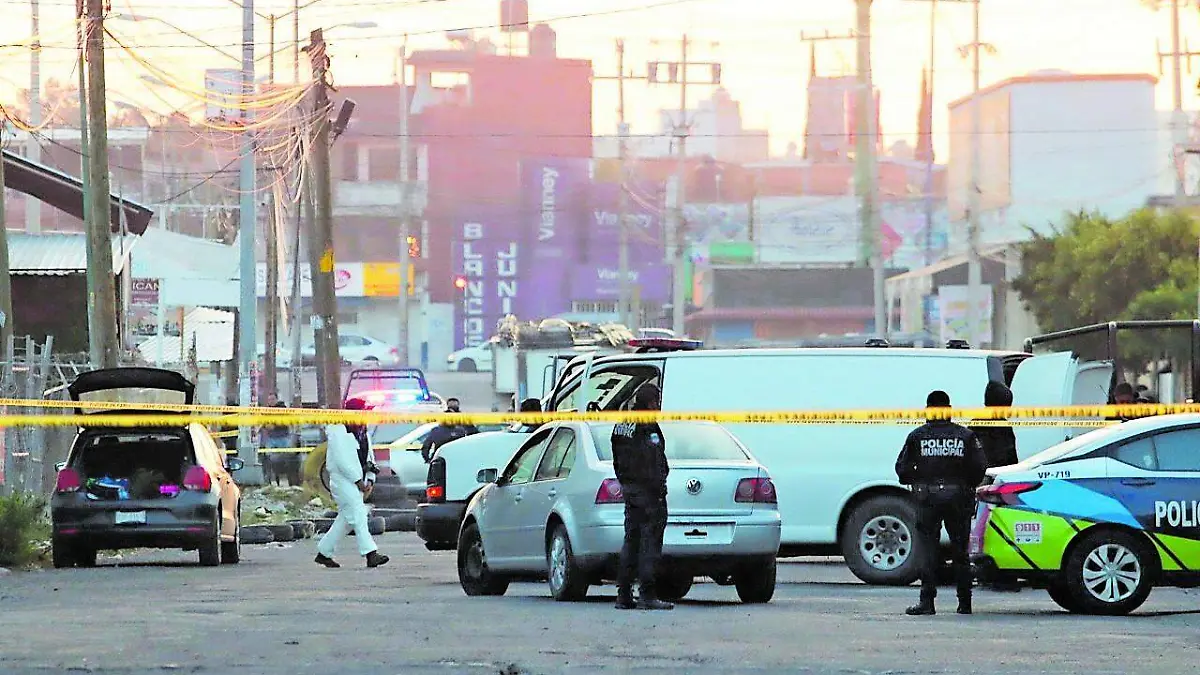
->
589 422 750 462
76 387 188 408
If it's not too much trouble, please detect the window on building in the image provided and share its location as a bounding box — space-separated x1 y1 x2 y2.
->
338 142 358 181
367 147 400 182
571 301 618 315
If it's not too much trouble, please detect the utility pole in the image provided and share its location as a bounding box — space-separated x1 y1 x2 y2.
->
236 0 263 482
264 191 279 403
27 0 41 233
294 0 301 84
595 39 647 328
964 0 982 347
0 127 13 348
1154 0 1200 315
268 14 276 85
801 13 885 336
397 40 411 366
306 28 342 408
648 35 721 335
84 0 119 368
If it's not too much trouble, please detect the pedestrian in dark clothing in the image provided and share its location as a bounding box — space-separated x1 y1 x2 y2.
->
420 402 478 462
968 381 1019 469
1109 382 1144 422
261 402 295 485
611 383 672 611
895 390 988 616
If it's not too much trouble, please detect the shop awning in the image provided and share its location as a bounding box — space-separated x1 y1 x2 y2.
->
3 149 154 235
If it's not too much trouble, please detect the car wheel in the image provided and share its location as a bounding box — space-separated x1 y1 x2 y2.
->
546 525 589 602
734 556 777 604
221 511 242 565
656 573 693 602
199 509 222 567
1063 529 1155 616
457 358 477 373
1047 580 1081 613
840 494 920 586
457 522 509 596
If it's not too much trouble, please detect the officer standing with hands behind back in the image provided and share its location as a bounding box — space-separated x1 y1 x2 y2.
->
895 390 988 616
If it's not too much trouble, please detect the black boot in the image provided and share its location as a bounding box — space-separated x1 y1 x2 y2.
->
365 551 390 568
637 595 675 611
314 553 340 568
615 586 636 610
905 601 935 616
957 597 972 615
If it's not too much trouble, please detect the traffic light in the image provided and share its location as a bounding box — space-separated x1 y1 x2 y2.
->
453 275 468 291
407 235 419 259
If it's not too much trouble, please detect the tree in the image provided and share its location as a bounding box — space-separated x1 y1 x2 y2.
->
1013 208 1199 371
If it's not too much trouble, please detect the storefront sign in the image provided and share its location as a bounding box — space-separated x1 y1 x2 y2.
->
362 262 415 297
131 278 160 307
255 263 364 297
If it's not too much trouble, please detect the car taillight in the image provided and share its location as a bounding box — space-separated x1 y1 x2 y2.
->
426 457 446 503
183 466 213 492
595 478 624 504
55 467 82 493
976 481 1041 506
735 477 777 503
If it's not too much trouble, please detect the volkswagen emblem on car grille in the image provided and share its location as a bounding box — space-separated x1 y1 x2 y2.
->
685 478 703 495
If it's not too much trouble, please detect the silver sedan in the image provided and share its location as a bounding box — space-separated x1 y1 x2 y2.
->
456 421 782 603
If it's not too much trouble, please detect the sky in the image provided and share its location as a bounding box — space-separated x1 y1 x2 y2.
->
0 0 1194 158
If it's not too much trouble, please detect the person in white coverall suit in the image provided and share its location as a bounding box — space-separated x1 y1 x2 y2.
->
314 423 390 568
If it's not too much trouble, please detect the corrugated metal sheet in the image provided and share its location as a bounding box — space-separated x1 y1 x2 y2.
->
9 232 138 276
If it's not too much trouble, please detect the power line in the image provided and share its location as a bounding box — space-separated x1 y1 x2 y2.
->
4 0 716 50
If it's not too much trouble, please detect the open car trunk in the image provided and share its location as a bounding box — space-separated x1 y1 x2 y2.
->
71 431 195 501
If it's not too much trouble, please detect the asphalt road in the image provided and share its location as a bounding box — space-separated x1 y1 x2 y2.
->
2 534 1199 675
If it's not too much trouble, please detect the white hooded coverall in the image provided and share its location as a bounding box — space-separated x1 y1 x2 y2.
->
316 424 378 557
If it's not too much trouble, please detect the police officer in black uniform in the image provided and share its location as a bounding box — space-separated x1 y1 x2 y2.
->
610 383 673 611
895 390 988 616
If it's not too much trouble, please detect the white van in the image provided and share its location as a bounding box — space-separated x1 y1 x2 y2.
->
540 344 1112 585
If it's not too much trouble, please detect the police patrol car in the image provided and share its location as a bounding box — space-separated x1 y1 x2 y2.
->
970 414 1200 615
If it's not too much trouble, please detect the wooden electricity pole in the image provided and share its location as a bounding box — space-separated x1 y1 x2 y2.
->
305 28 341 407
84 0 119 368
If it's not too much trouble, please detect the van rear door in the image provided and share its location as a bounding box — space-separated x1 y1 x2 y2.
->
1009 352 1106 458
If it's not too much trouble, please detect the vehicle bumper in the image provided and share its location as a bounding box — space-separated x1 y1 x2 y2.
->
573 515 782 569
415 501 467 546
51 500 219 550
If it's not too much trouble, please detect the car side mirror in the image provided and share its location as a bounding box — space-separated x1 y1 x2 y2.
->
227 457 246 472
477 468 499 484
55 461 66 472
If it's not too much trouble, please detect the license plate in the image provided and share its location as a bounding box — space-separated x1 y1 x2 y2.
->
664 523 734 546
115 511 146 525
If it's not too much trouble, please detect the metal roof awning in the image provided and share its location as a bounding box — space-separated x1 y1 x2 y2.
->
10 232 137 276
3 149 153 235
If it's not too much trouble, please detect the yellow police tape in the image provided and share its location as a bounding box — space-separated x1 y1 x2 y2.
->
0 406 1166 428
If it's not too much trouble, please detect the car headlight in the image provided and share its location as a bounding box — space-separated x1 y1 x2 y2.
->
446 355 455 363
